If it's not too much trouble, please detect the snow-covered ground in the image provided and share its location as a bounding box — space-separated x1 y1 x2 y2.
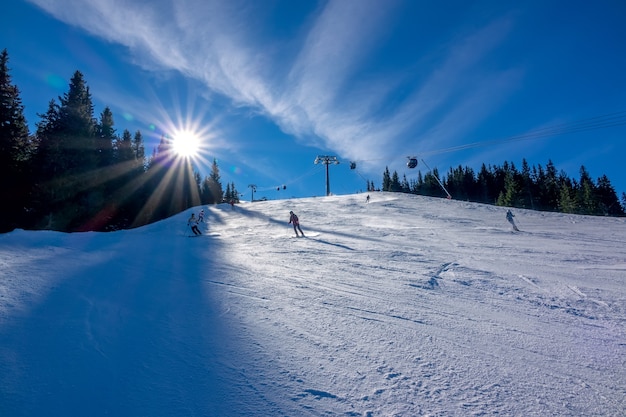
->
1 193 625 416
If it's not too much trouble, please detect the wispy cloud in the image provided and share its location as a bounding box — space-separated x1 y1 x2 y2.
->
28 0 521 170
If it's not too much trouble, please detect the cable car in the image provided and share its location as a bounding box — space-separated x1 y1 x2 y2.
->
349 162 357 170
407 157 418 169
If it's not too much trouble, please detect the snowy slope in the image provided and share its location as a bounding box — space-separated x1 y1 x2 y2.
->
1 193 625 416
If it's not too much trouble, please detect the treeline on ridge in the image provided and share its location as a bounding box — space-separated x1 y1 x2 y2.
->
373 159 625 216
0 49 240 233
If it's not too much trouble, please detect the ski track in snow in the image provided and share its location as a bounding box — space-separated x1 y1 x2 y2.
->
1 193 625 416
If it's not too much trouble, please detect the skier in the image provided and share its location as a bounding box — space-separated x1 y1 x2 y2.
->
366 194 370 203
188 213 202 236
506 209 519 231
289 210 305 237
198 209 205 223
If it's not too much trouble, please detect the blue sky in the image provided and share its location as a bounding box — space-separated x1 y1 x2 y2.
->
2 0 625 200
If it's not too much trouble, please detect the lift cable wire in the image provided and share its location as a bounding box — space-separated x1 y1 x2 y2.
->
421 110 626 157
346 109 626 166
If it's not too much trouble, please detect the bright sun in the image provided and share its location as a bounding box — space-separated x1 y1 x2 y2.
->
171 130 201 158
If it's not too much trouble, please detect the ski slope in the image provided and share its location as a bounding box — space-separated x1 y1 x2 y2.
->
1 193 625 416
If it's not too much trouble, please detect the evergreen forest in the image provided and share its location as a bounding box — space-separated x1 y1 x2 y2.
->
373 159 625 216
0 49 239 233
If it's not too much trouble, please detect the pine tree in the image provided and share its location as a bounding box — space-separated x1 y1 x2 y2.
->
207 159 223 203
543 160 560 211
558 178 576 213
117 129 134 166
382 167 391 191
88 106 117 222
520 159 535 209
444 165 476 201
401 174 410 193
422 169 442 197
112 129 148 229
132 130 145 172
104 129 136 229
95 107 115 170
445 166 460 200
231 182 240 203
58 71 96 175
33 71 98 230
576 166 598 215
0 49 31 160
194 171 202 194
496 163 525 208
200 176 211 204
476 163 494 204
0 49 32 232
595 175 623 216
412 171 424 194
224 183 232 202
33 100 61 206
390 171 401 192
225 182 240 203
534 163 547 210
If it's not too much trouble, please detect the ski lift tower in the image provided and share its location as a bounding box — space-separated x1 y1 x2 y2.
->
248 184 257 202
314 155 340 196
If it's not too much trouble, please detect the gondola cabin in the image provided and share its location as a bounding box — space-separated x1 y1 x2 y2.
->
407 157 418 169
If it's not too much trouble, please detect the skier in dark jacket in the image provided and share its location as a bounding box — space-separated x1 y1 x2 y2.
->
506 209 519 231
289 211 305 237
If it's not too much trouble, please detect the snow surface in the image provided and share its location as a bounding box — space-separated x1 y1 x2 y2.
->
1 193 625 416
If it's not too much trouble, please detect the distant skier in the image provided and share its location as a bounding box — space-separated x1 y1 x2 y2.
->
506 209 519 231
366 194 370 203
188 213 202 236
198 209 205 223
289 210 305 237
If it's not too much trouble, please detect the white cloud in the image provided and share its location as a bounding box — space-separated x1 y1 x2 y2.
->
27 0 520 172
